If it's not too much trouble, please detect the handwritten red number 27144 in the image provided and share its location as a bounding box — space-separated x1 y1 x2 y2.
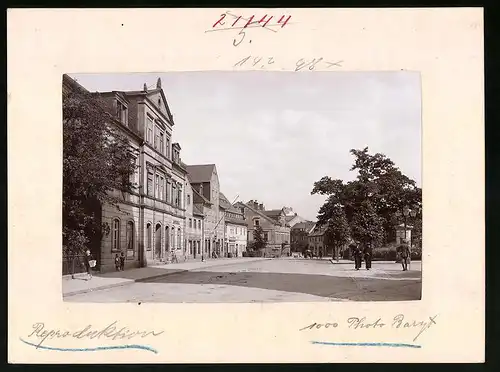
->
213 14 291 29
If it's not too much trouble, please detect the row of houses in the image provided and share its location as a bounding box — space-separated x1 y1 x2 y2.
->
290 221 337 257
63 75 301 273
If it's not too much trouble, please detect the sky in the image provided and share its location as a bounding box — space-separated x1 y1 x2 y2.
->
69 72 422 221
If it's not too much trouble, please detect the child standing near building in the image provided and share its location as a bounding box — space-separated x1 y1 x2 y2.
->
120 251 125 271
114 254 120 271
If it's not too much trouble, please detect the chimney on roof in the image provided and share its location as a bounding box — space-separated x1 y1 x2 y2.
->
143 83 148 92
156 78 162 89
259 203 264 210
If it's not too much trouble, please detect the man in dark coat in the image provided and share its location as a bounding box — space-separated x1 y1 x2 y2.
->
351 244 362 270
363 244 373 270
398 243 410 271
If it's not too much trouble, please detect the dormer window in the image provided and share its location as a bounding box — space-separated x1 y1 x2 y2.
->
116 100 128 124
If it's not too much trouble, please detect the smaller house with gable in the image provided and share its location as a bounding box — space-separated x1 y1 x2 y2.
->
235 200 291 257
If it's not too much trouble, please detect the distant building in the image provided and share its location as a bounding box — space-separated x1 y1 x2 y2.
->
282 207 308 227
291 221 316 253
308 224 328 256
186 164 225 258
220 193 247 257
236 200 291 257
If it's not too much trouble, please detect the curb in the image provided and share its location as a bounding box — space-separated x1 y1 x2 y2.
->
63 257 271 298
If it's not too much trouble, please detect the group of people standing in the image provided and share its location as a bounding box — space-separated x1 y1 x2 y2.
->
350 243 412 271
351 244 372 270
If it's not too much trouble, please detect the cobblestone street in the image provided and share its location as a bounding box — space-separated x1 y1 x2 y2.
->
65 258 422 303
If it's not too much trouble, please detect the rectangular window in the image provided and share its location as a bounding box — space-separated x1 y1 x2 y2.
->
116 101 127 124
147 171 154 196
126 221 134 251
198 220 201 229
197 241 201 255
166 137 170 159
254 219 260 227
155 174 160 198
166 181 171 203
172 184 177 205
187 195 191 205
112 219 120 251
146 118 154 144
159 176 165 200
189 218 192 228
264 232 268 241
159 131 164 154
178 188 182 208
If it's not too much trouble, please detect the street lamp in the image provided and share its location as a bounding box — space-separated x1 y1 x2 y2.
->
396 206 420 269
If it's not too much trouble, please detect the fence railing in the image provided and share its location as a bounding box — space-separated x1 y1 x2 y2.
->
62 253 87 276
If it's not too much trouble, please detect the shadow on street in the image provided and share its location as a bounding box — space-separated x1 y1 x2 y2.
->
144 270 422 301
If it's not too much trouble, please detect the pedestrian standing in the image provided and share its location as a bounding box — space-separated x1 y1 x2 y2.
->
120 251 125 271
400 244 410 271
352 244 362 270
114 254 120 271
364 244 373 270
84 249 95 280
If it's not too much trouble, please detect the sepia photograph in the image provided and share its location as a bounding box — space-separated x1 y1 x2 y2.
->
62 71 422 303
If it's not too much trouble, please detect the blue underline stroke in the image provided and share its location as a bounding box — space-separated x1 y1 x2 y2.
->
311 341 421 349
20 338 158 354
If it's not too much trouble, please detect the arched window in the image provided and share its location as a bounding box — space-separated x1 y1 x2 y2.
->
177 228 181 250
126 221 134 252
146 223 152 251
112 218 120 251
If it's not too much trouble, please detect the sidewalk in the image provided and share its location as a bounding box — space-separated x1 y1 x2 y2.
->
62 257 269 297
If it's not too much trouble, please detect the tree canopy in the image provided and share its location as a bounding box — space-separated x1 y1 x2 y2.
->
250 225 267 251
63 87 136 254
312 147 422 247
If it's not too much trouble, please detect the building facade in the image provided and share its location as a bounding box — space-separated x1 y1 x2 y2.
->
184 183 205 260
220 193 247 257
308 224 328 256
291 221 316 253
236 200 291 257
186 164 225 258
63 75 189 273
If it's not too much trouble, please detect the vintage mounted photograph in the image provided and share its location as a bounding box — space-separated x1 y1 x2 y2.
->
62 71 422 303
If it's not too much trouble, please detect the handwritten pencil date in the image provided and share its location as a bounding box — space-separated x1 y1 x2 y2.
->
234 56 343 71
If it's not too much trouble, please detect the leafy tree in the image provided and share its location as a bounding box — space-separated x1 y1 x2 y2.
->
350 200 384 248
323 204 351 260
312 147 421 246
250 225 267 252
63 86 136 256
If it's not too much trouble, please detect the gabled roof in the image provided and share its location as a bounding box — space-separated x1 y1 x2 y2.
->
193 204 205 217
263 209 284 217
309 223 327 236
219 192 232 209
122 87 174 123
235 201 278 226
185 164 216 183
192 187 212 206
292 221 316 231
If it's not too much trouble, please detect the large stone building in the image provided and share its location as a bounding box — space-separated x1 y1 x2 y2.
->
236 200 291 257
63 75 190 273
186 164 225 258
220 193 247 257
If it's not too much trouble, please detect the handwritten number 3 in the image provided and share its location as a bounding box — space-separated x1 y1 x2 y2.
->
233 29 245 47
